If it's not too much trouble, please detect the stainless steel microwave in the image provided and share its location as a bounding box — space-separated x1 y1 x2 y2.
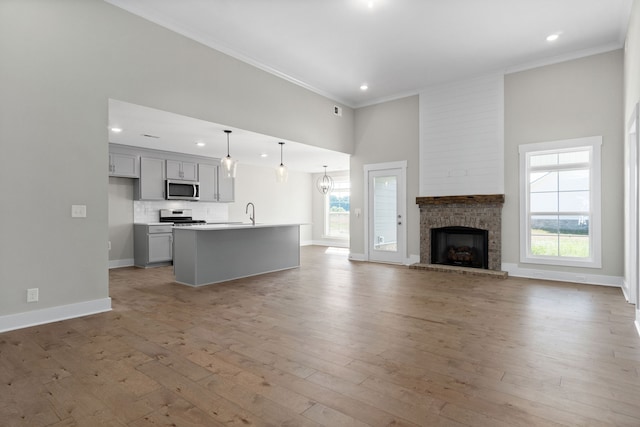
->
166 179 200 201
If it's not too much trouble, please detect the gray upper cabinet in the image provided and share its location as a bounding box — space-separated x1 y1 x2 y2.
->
198 163 217 202
198 163 235 202
108 151 139 178
136 157 165 200
218 169 235 202
110 143 232 203
167 160 197 181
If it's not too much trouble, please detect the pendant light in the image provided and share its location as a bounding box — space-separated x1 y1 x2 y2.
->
316 165 334 194
276 142 288 183
221 130 237 178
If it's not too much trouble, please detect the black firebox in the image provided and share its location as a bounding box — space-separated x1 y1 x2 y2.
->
431 226 489 269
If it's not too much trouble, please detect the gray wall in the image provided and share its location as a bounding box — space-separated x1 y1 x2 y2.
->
0 0 353 317
351 95 421 259
504 50 624 276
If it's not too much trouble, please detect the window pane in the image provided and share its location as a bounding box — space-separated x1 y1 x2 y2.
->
530 192 558 212
326 179 350 238
531 235 558 256
530 171 557 192
328 211 349 237
559 235 589 257
559 150 589 164
531 215 559 234
559 169 589 191
558 191 589 212
530 153 558 167
559 215 589 235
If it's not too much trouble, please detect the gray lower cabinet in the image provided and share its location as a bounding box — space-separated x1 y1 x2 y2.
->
136 157 165 200
134 224 173 267
198 163 235 202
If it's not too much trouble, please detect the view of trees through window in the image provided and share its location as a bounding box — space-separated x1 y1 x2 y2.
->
520 136 601 268
528 151 591 258
326 180 350 238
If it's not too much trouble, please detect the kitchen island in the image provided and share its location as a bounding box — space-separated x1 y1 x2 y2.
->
172 223 300 286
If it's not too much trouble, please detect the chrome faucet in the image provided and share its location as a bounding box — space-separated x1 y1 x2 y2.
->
245 202 255 225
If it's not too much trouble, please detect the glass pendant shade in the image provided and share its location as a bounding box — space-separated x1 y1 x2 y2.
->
221 155 237 178
276 164 288 183
221 130 237 178
276 142 288 183
316 166 334 194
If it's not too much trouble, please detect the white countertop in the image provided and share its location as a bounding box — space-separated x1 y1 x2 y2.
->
173 223 302 231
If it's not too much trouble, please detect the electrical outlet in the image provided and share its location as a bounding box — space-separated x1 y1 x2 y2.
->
27 288 39 303
108 241 111 251
71 204 87 218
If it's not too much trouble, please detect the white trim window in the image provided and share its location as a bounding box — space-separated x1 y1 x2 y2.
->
324 176 350 239
519 136 602 268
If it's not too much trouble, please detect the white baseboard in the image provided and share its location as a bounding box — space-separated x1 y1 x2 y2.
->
346 253 419 264
310 239 349 248
109 258 134 269
621 279 631 302
349 252 366 261
405 254 420 266
300 240 313 246
502 263 622 287
0 298 112 333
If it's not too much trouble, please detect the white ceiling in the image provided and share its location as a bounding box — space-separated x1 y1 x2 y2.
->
108 99 350 173
105 0 632 174
105 0 632 108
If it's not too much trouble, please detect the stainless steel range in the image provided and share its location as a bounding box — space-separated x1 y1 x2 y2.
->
159 209 206 226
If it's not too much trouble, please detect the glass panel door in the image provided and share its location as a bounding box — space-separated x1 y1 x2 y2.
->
373 175 397 252
368 167 405 264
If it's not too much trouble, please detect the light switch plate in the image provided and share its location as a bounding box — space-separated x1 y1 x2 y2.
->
71 205 87 218
27 288 39 303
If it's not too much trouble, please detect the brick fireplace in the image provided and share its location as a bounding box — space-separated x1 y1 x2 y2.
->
415 194 506 275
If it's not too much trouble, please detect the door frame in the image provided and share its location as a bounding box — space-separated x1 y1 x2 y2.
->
363 160 407 264
626 103 639 309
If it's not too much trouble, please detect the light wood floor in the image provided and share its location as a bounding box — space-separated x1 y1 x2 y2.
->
1 246 640 426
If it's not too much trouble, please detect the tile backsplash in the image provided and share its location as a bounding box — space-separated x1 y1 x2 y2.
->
134 200 228 223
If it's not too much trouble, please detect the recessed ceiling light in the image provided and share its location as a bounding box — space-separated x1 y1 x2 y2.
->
195 141 205 147
110 127 122 133
360 84 368 91
260 153 268 158
546 33 560 42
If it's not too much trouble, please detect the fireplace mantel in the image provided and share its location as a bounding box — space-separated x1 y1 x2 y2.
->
416 194 505 272
416 194 505 206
